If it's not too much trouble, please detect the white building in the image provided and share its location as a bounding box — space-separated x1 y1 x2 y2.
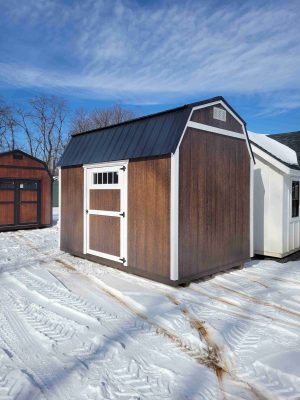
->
250 131 300 258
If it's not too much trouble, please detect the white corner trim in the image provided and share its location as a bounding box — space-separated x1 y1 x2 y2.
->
170 150 179 281
252 144 300 176
250 159 254 257
187 121 245 140
83 166 87 254
58 167 61 249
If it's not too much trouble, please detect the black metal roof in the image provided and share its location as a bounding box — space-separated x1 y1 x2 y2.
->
59 96 245 167
269 132 300 168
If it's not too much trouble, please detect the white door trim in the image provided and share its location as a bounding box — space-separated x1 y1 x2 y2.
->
83 161 128 265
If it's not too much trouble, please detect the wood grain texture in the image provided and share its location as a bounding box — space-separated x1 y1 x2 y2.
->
0 204 14 225
178 128 250 279
19 203 37 224
128 156 171 278
191 104 244 133
0 153 44 168
0 191 14 202
60 167 84 253
0 152 52 228
90 189 120 211
89 215 120 256
20 191 37 202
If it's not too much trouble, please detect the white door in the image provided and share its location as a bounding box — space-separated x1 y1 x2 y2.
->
84 163 128 265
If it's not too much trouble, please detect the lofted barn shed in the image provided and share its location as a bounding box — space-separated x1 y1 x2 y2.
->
0 150 52 231
58 96 254 285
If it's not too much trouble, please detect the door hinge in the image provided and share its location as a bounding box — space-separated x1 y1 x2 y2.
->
120 166 126 171
119 257 126 263
119 212 125 218
86 209 88 214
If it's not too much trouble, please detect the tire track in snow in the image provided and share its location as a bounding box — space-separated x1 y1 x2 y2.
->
5 286 174 399
2 234 206 399
164 294 274 400
233 268 300 290
2 235 178 398
186 281 300 399
52 256 300 400
10 268 118 325
209 280 300 320
0 289 71 400
188 285 300 330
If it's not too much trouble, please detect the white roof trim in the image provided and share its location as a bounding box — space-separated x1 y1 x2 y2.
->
174 99 254 162
192 99 245 127
252 144 300 176
187 121 245 140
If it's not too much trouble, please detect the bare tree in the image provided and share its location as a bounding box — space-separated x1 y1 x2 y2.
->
70 104 136 135
0 100 18 151
69 108 95 135
16 96 68 174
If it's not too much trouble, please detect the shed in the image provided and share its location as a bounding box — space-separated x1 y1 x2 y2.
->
250 131 300 258
58 96 254 285
0 150 52 231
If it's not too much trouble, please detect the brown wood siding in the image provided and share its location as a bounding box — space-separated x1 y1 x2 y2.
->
0 153 45 168
90 189 120 211
0 191 14 202
191 104 244 133
179 128 250 279
0 204 14 225
89 215 120 256
128 156 171 278
21 191 38 202
19 203 37 224
0 153 52 227
60 167 84 253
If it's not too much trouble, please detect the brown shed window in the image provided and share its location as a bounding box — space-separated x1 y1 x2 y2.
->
292 181 299 218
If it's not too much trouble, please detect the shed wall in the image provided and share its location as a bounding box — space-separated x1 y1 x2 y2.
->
60 156 171 281
178 128 250 279
128 156 171 278
253 156 284 257
60 167 84 253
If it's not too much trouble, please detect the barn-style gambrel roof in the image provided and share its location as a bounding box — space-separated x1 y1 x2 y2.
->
59 96 247 167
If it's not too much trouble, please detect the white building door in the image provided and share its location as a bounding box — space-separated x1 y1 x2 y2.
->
84 163 128 265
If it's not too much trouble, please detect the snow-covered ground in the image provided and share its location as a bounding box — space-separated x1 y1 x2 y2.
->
0 222 300 399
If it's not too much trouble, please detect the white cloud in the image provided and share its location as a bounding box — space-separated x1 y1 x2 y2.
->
0 0 300 106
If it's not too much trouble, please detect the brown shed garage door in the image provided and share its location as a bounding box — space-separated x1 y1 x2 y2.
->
0 179 41 228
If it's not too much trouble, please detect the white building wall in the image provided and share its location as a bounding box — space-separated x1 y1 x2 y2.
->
253 156 285 257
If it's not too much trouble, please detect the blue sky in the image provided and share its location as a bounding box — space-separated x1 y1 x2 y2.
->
0 0 299 133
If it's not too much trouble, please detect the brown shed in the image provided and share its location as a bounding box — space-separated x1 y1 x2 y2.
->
0 150 52 231
58 96 254 285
